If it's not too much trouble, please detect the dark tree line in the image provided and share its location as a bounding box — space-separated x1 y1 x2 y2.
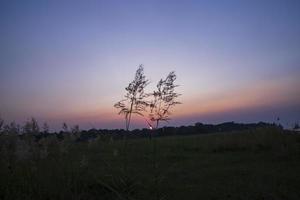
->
0 116 281 142
0 117 80 136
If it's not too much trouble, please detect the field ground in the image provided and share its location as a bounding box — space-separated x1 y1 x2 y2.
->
0 127 300 200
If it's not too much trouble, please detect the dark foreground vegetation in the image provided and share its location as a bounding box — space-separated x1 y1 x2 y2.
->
0 124 300 200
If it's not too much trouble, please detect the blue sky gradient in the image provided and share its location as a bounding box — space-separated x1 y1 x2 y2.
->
0 0 299 130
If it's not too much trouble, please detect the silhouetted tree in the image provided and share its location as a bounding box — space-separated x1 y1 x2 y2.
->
62 122 69 133
3 121 20 134
23 118 39 134
0 117 4 133
42 122 49 134
149 71 181 129
71 125 80 134
294 122 299 130
114 65 149 131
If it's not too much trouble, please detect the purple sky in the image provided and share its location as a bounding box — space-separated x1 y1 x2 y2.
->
0 0 299 130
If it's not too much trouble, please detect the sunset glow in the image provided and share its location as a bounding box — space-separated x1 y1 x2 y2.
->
0 1 299 130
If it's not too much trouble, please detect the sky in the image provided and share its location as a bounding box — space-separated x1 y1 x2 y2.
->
0 0 299 130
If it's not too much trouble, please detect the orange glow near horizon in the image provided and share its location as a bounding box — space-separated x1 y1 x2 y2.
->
3 71 295 131
37 75 299 129
172 77 299 119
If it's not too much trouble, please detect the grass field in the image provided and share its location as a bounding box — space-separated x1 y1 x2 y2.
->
1 127 300 200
